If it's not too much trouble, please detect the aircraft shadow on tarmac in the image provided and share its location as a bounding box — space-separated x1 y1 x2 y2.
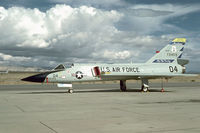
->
138 99 200 104
18 88 173 94
75 89 173 93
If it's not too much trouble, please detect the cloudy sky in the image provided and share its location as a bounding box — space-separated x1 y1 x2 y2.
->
0 0 200 72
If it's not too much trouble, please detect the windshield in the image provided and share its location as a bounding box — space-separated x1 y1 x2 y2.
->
65 63 74 68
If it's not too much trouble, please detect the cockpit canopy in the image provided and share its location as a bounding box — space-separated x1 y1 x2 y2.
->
53 63 75 70
53 64 66 70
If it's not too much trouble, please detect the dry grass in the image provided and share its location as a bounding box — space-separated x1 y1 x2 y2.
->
0 72 41 85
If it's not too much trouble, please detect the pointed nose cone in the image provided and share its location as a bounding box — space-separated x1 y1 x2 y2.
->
21 72 49 83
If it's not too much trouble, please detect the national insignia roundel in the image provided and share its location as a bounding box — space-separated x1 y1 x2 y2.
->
75 71 83 79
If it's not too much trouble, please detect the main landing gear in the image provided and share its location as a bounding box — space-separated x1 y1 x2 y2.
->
120 80 127 91
119 79 149 92
141 78 149 92
119 78 165 92
68 88 74 93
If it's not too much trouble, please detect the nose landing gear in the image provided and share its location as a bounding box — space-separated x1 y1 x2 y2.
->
57 83 73 93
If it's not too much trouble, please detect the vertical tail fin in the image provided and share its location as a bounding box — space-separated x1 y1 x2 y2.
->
146 38 186 64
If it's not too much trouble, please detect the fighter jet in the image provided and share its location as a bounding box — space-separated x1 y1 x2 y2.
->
22 38 196 93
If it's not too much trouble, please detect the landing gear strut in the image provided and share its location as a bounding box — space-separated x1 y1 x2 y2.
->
68 88 73 93
141 79 149 92
57 84 73 93
120 80 127 91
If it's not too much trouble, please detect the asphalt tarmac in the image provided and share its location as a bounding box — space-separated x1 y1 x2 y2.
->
0 82 200 133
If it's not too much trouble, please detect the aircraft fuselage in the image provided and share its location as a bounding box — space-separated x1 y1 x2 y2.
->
44 63 183 83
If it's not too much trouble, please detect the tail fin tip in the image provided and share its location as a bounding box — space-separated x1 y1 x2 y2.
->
171 38 186 44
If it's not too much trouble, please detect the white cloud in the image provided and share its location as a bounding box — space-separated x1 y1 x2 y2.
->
0 7 7 20
17 38 49 48
130 4 200 15
49 0 125 8
0 5 123 67
0 53 31 61
103 50 131 60
0 3 199 71
117 4 200 34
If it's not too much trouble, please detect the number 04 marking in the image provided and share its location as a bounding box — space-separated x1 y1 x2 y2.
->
169 66 178 72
